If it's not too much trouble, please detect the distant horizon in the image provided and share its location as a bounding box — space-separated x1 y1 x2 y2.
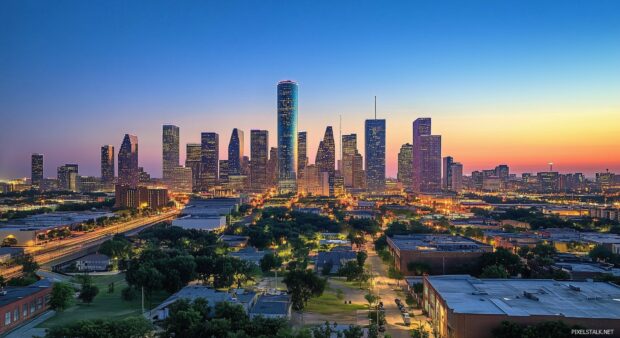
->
2 1 619 179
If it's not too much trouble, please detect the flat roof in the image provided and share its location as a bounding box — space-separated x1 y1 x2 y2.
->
426 275 620 319
388 234 491 252
0 279 51 307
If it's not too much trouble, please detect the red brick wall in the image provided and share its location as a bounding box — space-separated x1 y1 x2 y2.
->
0 287 51 335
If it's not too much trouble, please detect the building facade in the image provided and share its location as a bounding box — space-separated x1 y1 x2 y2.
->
162 125 180 180
185 143 202 192
31 153 43 190
250 130 269 190
100 145 115 186
398 143 413 190
200 132 219 190
277 80 298 193
227 128 244 176
118 134 139 187
365 119 386 192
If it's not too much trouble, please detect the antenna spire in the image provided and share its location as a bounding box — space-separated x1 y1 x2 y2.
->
374 96 377 119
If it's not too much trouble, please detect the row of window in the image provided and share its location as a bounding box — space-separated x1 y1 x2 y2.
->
2 294 48 327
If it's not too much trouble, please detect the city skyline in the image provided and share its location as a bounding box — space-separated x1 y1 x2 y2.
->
2 1 620 179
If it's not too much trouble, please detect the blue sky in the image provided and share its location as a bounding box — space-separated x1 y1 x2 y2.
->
1 0 619 179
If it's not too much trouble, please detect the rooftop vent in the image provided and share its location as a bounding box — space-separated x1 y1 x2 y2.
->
523 291 539 301
569 285 581 292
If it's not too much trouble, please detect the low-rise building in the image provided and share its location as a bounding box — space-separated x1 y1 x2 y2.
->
387 235 493 275
249 294 292 319
314 250 358 275
75 253 111 272
0 279 52 335
423 275 620 338
229 247 270 266
219 235 249 249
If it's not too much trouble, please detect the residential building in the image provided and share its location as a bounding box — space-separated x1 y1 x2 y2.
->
75 253 111 272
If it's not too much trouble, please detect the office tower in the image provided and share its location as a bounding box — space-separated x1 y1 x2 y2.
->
277 80 298 193
537 171 560 193
219 160 229 182
118 134 139 187
100 145 115 185
442 156 454 190
57 164 79 191
316 127 336 195
185 143 202 191
413 118 441 192
450 162 463 193
201 132 219 190
342 134 357 187
297 131 308 177
227 128 244 176
138 167 151 183
267 147 278 187
241 156 250 176
365 119 386 192
250 130 269 190
31 153 43 189
398 144 413 189
162 125 180 180
167 167 193 193
495 164 509 181
352 153 365 189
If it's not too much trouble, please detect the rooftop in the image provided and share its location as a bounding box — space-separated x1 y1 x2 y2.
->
249 294 291 316
0 279 52 307
1 211 115 230
426 275 620 319
388 234 491 252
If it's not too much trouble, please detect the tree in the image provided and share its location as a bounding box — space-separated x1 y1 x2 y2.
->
45 316 152 338
17 254 39 274
589 245 614 262
283 269 327 311
481 264 509 278
321 260 334 276
339 260 364 281
342 325 364 338
479 248 522 276
312 321 342 338
407 262 430 275
78 284 99 304
356 251 368 267
49 282 74 311
260 252 282 273
411 328 430 338
532 243 556 258
364 293 380 310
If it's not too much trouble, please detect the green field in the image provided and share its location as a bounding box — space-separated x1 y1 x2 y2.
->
306 287 366 315
38 273 169 328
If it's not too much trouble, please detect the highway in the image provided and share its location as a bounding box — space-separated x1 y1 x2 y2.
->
1 209 179 279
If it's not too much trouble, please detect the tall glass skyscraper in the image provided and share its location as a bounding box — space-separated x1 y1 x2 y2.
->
31 153 43 189
228 128 244 176
118 134 139 187
413 118 431 191
413 118 441 192
342 134 358 188
398 143 413 189
250 130 269 190
365 119 386 192
185 143 202 191
162 125 180 180
201 132 219 190
277 80 298 193
100 145 115 185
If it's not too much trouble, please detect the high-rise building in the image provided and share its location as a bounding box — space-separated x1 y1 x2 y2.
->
442 156 454 190
352 153 365 189
201 132 219 190
57 164 79 191
365 119 386 192
342 134 357 188
413 118 441 192
185 143 202 191
297 131 307 177
268 147 278 188
316 127 336 195
450 162 463 193
397 144 413 190
250 130 269 190
31 153 43 189
277 80 298 193
219 160 229 182
495 165 510 181
100 145 115 185
162 125 180 180
118 134 139 187
227 128 244 176
167 167 193 193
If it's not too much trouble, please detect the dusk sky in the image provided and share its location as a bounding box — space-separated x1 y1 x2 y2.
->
1 0 619 179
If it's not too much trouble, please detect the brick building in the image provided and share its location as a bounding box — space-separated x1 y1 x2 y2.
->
386 234 492 275
0 279 52 335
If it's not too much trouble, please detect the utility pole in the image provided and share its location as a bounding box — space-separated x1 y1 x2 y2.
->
141 286 145 314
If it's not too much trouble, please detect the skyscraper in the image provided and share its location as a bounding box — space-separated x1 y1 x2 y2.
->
118 134 139 187
31 153 43 189
219 160 229 182
200 132 219 190
450 162 463 193
442 156 454 190
297 131 307 177
365 119 386 192
162 125 180 180
100 145 114 185
277 80 298 193
228 128 244 176
413 118 441 192
316 126 336 196
342 134 358 187
185 143 202 192
267 147 278 188
57 164 78 191
398 144 413 189
250 130 269 190
352 153 365 189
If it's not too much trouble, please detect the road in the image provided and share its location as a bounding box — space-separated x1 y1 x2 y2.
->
1 209 179 279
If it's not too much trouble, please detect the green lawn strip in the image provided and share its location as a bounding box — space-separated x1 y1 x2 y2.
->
37 273 169 328
305 287 366 315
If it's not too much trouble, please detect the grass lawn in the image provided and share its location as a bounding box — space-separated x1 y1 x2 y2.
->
306 287 366 315
38 273 169 328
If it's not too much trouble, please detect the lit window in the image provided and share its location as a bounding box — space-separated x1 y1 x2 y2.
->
4 312 10 325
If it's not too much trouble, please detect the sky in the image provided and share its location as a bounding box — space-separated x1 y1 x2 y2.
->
1 0 619 179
